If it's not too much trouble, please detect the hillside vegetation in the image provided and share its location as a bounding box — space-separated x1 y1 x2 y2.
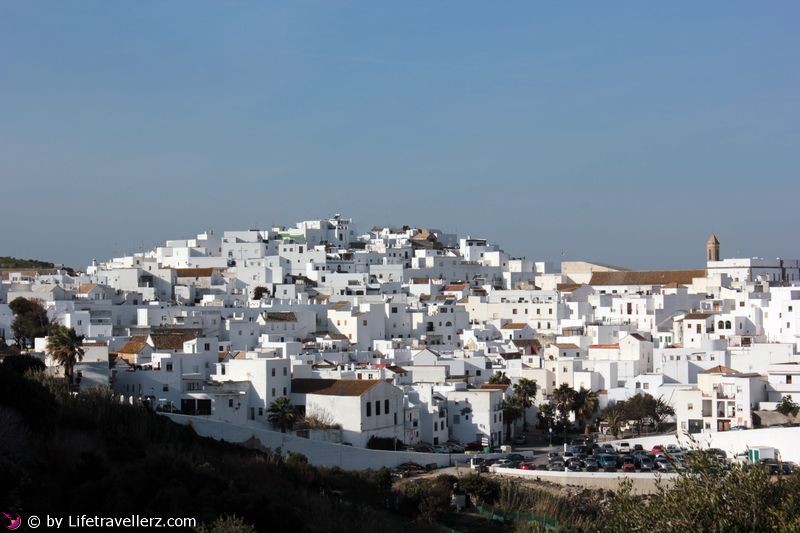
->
4 356 800 532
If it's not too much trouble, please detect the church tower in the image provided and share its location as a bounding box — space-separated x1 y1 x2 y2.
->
707 234 720 262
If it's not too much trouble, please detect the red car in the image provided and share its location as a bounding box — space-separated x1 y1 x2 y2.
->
651 445 665 455
519 462 537 470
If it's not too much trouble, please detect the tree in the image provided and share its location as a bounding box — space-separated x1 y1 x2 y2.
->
776 395 800 417
513 378 538 431
536 402 557 431
651 396 676 430
501 397 522 441
623 393 655 436
571 386 599 435
605 445 800 532
46 325 84 385
601 403 626 439
267 396 297 433
488 371 511 385
553 383 576 437
252 286 270 300
9 297 50 348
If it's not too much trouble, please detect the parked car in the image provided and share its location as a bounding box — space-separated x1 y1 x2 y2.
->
446 442 465 453
414 444 434 453
519 462 537 470
513 434 526 445
622 456 636 472
584 459 599 472
469 457 488 472
492 459 514 470
392 462 427 478
506 453 525 462
639 456 655 471
431 444 450 453
666 444 681 454
651 445 665 455
548 451 561 462
655 458 673 472
703 448 727 461
601 444 615 453
633 444 644 452
598 455 617 472
566 461 583 472
617 442 631 453
547 461 565 471
763 462 781 476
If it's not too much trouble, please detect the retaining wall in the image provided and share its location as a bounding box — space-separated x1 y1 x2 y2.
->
163 413 490 470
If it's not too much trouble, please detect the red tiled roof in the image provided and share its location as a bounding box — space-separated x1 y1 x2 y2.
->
553 343 581 350
291 378 381 396
589 269 705 286
175 267 218 277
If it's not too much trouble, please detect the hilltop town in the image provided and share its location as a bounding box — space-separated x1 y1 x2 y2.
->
2 215 799 463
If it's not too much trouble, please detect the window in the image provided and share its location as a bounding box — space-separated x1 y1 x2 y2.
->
162 384 169 392
375 401 381 416
258 407 263 416
283 367 287 376
271 388 275 397
366 402 372 416
228 399 234 408
166 363 173 372
788 375 793 385
725 320 732 329
385 399 389 414
283 387 287 395
221 365 225 375
204 343 210 351
687 403 693 410
272 368 275 377
363 320 367 326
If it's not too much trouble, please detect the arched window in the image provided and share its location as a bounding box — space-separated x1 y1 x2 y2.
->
725 320 732 329
718 320 725 330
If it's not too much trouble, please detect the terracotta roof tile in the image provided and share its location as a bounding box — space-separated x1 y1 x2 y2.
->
501 322 528 330
291 378 382 396
589 269 705 286
175 267 219 277
149 332 198 351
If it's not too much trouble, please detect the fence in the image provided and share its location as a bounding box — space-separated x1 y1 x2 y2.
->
476 504 558 529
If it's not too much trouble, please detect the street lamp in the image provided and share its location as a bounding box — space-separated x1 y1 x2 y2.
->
548 426 553 447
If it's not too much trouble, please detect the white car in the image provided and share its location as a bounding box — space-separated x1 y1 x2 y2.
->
617 442 631 453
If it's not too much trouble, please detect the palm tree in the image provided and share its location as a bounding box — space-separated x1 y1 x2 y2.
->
488 371 511 385
267 396 296 433
602 404 626 439
552 383 576 437
46 325 84 385
513 378 538 431
571 386 599 435
501 397 522 442
651 396 676 431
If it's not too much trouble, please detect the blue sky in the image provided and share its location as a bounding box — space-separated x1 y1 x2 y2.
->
1 2 798 269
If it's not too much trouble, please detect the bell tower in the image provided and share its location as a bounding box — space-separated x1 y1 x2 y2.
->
707 234 720 262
